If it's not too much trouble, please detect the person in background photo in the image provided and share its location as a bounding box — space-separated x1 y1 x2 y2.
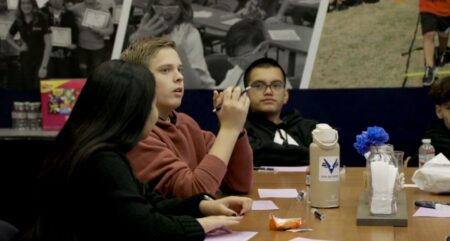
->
41 0 80 78
217 18 269 89
70 0 114 77
129 0 215 89
19 60 252 241
235 0 268 20
244 57 317 167
6 0 51 91
264 0 320 26
419 0 450 86
424 76 450 158
121 37 253 198
0 0 20 90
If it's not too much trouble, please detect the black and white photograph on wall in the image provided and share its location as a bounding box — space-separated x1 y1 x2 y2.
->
0 0 122 91
113 0 327 89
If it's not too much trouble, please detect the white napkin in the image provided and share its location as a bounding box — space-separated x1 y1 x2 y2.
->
412 153 450 193
370 154 398 214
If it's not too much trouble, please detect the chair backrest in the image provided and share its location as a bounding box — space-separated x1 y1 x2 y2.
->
205 53 233 85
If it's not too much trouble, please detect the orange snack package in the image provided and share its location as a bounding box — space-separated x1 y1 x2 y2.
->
269 214 303 230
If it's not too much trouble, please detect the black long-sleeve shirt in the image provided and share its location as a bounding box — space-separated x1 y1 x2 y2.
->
424 121 450 159
245 110 317 167
34 150 206 241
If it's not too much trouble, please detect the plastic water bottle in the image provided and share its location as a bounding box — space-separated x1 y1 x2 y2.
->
418 139 435 168
309 123 340 208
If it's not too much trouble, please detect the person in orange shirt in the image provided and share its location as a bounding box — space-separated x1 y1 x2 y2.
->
419 0 450 86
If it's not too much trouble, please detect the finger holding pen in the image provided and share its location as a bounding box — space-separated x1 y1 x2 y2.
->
212 86 236 112
208 87 250 164
215 87 249 132
213 89 224 112
213 86 251 112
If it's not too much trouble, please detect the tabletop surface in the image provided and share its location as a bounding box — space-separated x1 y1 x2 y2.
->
0 128 58 140
232 168 449 241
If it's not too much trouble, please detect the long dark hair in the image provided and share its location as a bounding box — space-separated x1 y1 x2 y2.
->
26 60 155 241
42 59 155 180
16 0 39 20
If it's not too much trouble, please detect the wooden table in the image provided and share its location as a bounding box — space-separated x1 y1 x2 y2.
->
233 168 449 241
192 4 313 76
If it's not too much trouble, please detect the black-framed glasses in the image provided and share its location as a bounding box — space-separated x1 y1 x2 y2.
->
250 81 285 92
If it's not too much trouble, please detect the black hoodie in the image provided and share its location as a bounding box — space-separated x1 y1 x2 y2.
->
245 110 317 167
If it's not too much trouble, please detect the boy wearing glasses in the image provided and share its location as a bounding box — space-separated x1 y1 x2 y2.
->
244 57 317 167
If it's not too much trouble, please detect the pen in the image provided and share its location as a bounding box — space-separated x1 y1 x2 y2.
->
415 200 450 209
311 208 325 221
253 167 275 171
212 86 251 112
287 228 313 233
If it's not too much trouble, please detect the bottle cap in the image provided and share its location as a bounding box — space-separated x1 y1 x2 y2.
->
313 124 337 143
422 139 431 144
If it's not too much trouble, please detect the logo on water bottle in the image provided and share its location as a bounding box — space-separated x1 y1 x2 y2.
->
322 158 339 174
319 156 339 182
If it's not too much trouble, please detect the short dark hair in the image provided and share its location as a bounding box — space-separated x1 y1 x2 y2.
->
224 18 266 57
429 76 450 105
243 57 286 86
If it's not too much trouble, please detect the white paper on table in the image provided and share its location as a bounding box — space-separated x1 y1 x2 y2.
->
82 9 110 28
205 231 258 241
289 237 337 241
413 207 450 218
7 0 17 10
262 166 308 172
112 5 122 24
252 200 279 210
221 18 242 26
258 188 298 198
193 10 213 18
50 27 71 47
268 29 301 41
0 20 13 40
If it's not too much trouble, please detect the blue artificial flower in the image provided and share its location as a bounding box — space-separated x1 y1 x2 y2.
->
353 126 389 156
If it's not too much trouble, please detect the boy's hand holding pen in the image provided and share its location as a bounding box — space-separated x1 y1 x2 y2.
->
213 86 251 112
212 87 250 132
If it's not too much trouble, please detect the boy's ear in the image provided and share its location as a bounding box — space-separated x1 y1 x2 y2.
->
283 89 289 104
436 105 443 119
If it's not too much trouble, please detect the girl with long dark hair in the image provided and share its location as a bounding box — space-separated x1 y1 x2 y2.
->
23 60 252 241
